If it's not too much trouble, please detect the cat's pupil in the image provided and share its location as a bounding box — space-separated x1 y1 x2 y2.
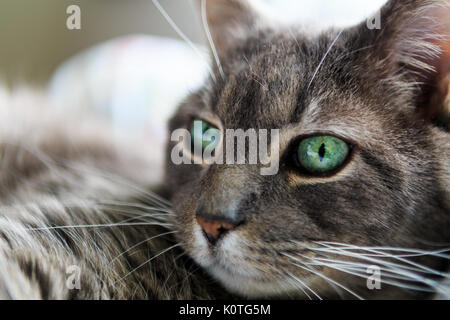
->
318 143 326 161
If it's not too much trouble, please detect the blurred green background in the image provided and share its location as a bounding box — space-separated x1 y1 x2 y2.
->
0 0 387 87
0 0 204 86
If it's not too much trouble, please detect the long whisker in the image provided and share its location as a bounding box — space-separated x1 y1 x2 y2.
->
312 248 449 290
310 246 442 277
307 255 450 297
94 205 172 219
306 30 343 91
101 208 172 223
302 253 446 291
285 271 321 300
25 221 173 232
110 230 178 263
97 200 175 215
201 0 224 79
313 242 450 277
114 242 183 284
284 275 312 300
0 200 174 216
308 261 441 294
304 257 426 283
302 242 450 296
317 241 450 259
283 253 364 300
151 0 216 81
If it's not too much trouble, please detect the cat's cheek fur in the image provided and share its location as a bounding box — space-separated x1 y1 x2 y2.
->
164 0 450 299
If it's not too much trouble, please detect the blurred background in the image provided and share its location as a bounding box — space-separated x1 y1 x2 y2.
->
0 0 202 86
0 0 388 149
0 0 387 86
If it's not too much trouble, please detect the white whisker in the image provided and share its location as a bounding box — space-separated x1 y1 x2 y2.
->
26 221 173 232
201 0 224 79
298 242 450 295
309 261 439 293
283 253 364 300
317 241 450 259
285 271 321 300
97 200 175 215
152 0 216 81
306 30 343 91
305 257 423 283
110 230 178 263
313 242 449 277
114 242 183 284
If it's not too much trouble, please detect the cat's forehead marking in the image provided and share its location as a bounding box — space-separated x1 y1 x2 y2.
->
211 40 307 129
205 28 392 146
206 28 360 128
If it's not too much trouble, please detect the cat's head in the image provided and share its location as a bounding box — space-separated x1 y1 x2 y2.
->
164 0 450 298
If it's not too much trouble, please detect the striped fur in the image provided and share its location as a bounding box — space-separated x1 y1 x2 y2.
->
0 88 227 299
0 0 449 299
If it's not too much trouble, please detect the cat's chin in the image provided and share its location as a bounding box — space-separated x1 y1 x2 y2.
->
206 263 297 298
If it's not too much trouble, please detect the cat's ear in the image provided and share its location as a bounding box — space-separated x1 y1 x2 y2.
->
354 0 449 126
196 0 259 53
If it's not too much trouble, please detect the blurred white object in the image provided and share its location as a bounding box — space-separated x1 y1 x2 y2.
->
48 1 388 144
260 0 388 28
49 35 209 146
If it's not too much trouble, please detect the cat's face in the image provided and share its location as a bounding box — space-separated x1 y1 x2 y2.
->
165 0 449 298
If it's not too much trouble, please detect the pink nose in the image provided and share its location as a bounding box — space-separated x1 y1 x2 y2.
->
196 216 238 244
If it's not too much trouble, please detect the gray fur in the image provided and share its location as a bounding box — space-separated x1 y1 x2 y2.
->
166 0 450 299
0 0 449 299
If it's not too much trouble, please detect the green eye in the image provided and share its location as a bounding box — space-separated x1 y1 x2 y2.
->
190 119 220 152
297 136 350 174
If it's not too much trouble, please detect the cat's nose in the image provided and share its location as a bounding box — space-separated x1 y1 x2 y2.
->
196 214 243 245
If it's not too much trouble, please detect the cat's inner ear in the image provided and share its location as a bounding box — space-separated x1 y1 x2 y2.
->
407 4 449 127
427 34 449 128
197 0 258 54
360 0 450 127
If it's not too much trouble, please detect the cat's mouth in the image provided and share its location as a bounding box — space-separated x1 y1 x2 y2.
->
192 223 263 271
190 223 297 297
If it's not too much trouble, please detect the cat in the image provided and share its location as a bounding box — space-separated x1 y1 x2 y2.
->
0 0 449 300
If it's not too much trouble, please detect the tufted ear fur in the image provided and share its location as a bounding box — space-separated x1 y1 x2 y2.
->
196 0 260 54
352 0 450 127
200 0 449 127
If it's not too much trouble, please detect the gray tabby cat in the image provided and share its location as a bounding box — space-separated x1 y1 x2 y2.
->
0 0 449 299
